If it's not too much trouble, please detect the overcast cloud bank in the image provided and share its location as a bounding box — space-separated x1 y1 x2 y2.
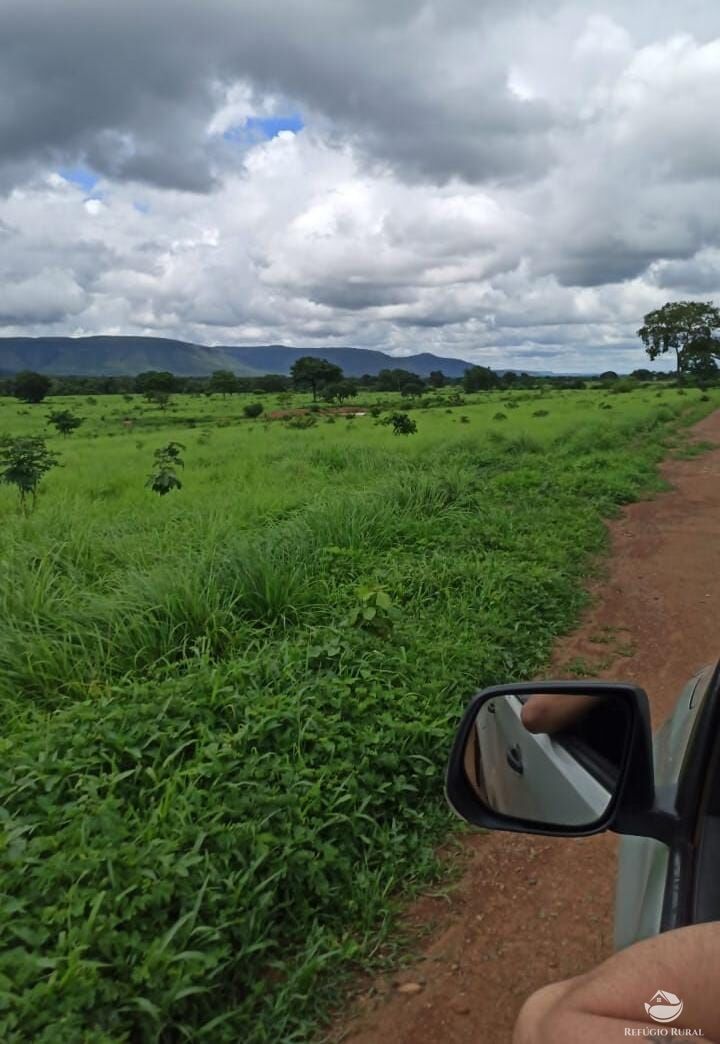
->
3 0 720 371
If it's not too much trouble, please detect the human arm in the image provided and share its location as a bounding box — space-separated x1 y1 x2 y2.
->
513 921 720 1044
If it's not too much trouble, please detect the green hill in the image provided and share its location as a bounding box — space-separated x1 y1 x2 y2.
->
0 336 476 378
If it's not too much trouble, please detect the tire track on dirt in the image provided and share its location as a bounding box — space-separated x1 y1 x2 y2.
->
332 409 720 1044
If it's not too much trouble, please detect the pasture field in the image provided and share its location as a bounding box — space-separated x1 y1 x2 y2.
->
0 384 715 1041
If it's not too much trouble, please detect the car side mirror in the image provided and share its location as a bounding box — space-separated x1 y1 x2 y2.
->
446 681 656 837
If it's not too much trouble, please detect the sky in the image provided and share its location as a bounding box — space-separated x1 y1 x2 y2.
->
3 2 720 372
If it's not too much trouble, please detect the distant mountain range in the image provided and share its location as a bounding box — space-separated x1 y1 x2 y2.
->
0 336 490 379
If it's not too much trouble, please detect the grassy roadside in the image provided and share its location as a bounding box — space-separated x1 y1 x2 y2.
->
0 394 715 1041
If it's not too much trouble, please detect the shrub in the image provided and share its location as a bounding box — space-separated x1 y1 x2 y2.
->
0 436 60 513
243 403 264 419
47 409 83 437
382 412 417 436
493 412 507 421
286 414 318 429
147 442 185 496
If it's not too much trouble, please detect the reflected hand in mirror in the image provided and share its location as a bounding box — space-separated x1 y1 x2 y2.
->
463 692 630 829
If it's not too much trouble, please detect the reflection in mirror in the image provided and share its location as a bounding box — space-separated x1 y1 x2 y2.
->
463 692 630 828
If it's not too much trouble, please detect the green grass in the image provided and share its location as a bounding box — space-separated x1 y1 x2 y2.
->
0 385 716 1041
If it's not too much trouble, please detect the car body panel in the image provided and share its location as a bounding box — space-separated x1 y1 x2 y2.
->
614 666 713 949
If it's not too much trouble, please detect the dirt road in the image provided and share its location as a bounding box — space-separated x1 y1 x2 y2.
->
334 410 720 1044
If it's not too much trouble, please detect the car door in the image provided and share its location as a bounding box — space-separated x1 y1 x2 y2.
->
614 660 720 948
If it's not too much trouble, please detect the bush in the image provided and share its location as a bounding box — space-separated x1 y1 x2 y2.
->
286 414 318 429
382 412 417 436
493 412 507 421
243 403 264 419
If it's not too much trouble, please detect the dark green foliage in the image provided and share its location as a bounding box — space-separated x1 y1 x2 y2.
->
147 442 185 496
375 368 420 392
13 370 52 404
0 436 60 512
47 409 83 437
208 369 239 396
684 350 719 382
290 357 343 401
532 409 549 417
382 412 417 435
321 380 358 404
493 411 507 421
136 371 176 409
243 402 264 419
638 300 720 375
463 365 499 392
399 376 425 397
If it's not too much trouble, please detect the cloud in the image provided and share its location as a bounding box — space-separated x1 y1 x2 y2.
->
4 2 720 370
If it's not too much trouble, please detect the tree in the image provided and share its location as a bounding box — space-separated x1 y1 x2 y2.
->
321 380 358 404
382 412 417 435
135 371 176 406
209 370 238 397
47 409 83 437
428 370 446 388
399 376 425 397
630 368 654 381
375 368 419 392
0 436 60 513
638 301 720 376
290 357 343 401
13 371 52 404
684 347 719 382
463 366 499 392
147 442 185 496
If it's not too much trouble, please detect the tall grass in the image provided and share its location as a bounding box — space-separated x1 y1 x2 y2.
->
0 387 716 1040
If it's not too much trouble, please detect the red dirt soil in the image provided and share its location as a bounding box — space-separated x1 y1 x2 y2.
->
331 409 720 1044
267 406 368 419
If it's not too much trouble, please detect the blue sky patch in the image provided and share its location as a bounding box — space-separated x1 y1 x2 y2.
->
224 113 304 144
58 165 99 191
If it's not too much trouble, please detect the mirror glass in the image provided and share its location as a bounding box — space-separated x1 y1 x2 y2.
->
462 692 630 827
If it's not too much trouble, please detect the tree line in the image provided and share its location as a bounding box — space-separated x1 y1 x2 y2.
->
5 300 720 405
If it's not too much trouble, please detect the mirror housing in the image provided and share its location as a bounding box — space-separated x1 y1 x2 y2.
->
446 680 657 838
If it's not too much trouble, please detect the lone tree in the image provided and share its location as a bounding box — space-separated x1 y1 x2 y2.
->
208 369 238 397
290 357 343 401
147 442 185 496
13 371 52 404
638 301 720 376
47 409 83 437
0 436 60 513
